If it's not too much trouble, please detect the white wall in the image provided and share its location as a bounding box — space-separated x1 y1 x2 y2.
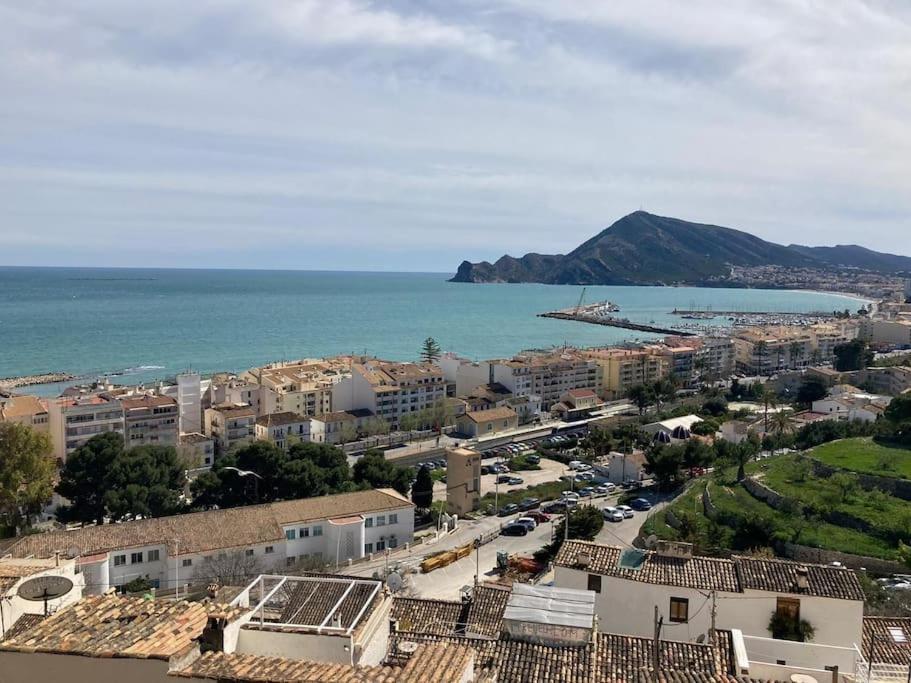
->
0 564 84 638
236 627 353 664
742 635 859 677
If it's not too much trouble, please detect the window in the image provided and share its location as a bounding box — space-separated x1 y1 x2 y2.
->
365 517 373 528
265 546 274 554
388 538 398 549
182 558 192 567
131 552 143 564
388 514 398 525
365 543 374 554
245 549 254 557
776 597 800 621
148 549 160 562
587 574 602 593
300 527 310 537
285 529 296 540
376 540 386 551
286 556 296 566
113 554 126 567
376 515 386 527
313 525 322 537
669 597 689 623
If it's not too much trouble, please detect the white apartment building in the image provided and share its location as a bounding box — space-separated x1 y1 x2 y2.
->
489 352 599 411
734 323 859 375
176 371 203 434
555 540 865 652
859 319 911 347
178 432 216 469
436 353 492 397
209 380 264 416
47 394 124 461
4 489 414 595
121 394 179 447
254 412 322 449
205 403 256 454
243 358 351 417
331 360 446 429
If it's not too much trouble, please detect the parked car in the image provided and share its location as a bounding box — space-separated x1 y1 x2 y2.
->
526 511 551 523
542 501 566 514
507 476 524 485
480 465 491 475
497 474 512 484
595 484 614 495
526 454 541 465
630 498 652 511
561 491 580 500
616 505 634 518
515 517 537 531
500 523 528 536
518 497 540 511
579 472 595 481
498 503 519 517
602 506 624 522
577 487 595 497
568 460 584 470
562 497 578 508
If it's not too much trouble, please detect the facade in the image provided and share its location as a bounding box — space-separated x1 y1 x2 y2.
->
445 447 481 516
331 360 446 429
209 379 264 416
436 353 491 397
859 318 911 347
205 403 256 454
641 414 703 443
5 489 414 594
551 388 603 421
244 358 351 417
733 323 859 375
455 406 518 438
582 348 669 401
0 557 84 640
310 410 372 444
555 541 865 651
121 394 179 448
0 395 49 434
178 432 215 469
254 412 313 449
489 352 599 411
176 372 203 434
597 450 647 484
47 394 124 461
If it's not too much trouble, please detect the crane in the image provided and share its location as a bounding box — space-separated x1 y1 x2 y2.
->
573 287 586 316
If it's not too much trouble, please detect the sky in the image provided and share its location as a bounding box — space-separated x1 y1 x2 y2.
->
1 0 910 272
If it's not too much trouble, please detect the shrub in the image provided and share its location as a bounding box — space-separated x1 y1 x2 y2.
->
768 611 815 642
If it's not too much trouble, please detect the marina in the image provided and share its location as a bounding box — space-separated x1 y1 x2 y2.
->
538 296 694 336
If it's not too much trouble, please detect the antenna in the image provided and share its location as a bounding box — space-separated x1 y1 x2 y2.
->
17 576 74 616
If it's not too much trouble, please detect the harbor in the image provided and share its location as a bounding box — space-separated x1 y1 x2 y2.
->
538 297 694 336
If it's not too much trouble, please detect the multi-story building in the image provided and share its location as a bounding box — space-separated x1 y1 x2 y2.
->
331 360 446 429
436 353 492 397
445 447 481 516
177 432 215 469
176 371 202 434
47 394 124 461
208 379 264 416
582 348 669 400
4 488 414 594
243 357 352 417
665 335 736 381
859 318 911 347
488 352 599 411
254 411 317 449
121 394 179 448
733 322 858 375
204 403 256 454
0 395 49 434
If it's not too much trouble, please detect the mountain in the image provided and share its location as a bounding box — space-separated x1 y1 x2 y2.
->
450 211 908 285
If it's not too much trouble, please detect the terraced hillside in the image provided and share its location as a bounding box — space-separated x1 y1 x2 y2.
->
643 441 911 566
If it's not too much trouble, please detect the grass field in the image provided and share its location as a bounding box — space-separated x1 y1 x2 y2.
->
810 437 911 479
478 480 567 514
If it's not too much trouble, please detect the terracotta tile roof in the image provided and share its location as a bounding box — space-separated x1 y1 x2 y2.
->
180 432 212 445
0 395 47 419
0 595 247 660
733 556 864 601
121 395 178 411
566 388 598 399
173 642 473 682
460 406 518 423
212 404 256 418
1 613 45 642
6 489 412 559
555 542 740 593
391 585 509 638
0 558 61 594
313 411 358 423
254 411 308 427
862 617 911 665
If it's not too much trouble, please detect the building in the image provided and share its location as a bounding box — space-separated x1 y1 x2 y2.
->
641 414 703 444
254 412 313 449
0 556 84 640
243 358 351 417
121 394 179 448
436 353 492 397
489 352 599 411
205 403 256 454
455 406 518 438
0 394 49 434
581 348 669 401
310 409 372 444
445 447 481 516
4 489 414 594
733 322 859 375
178 432 216 470
208 379 264 417
550 388 603 421
176 371 203 434
555 540 865 651
332 360 446 429
596 450 647 485
812 390 891 423
47 394 124 461
859 318 911 347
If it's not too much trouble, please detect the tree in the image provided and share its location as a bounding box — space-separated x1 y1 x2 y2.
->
195 550 263 586
760 386 778 433
789 341 803 368
769 411 794 449
420 337 442 363
0 422 55 530
539 504 604 560
412 465 433 511
833 339 874 372
337 422 359 444
56 432 125 525
288 441 351 492
102 445 185 521
352 452 415 496
885 395 911 423
652 377 678 412
580 427 613 457
755 340 768 375
626 384 654 415
644 444 685 489
796 377 827 406
830 473 858 503
701 396 728 417
735 436 760 482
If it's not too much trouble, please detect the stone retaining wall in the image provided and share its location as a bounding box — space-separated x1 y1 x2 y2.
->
665 508 682 530
778 542 906 575
702 486 718 520
743 477 786 509
809 457 911 501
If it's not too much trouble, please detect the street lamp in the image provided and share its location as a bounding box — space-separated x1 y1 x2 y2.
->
221 466 263 502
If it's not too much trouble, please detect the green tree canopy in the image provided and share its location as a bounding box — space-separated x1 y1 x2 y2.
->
420 337 442 363
626 384 654 415
833 339 874 372
352 451 415 496
411 465 433 511
0 422 56 530
796 377 828 406
56 432 126 525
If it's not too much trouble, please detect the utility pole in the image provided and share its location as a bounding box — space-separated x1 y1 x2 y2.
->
651 606 664 683
174 538 180 600
474 537 481 588
709 590 717 644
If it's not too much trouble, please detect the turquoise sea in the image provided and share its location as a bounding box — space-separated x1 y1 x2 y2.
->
0 267 864 395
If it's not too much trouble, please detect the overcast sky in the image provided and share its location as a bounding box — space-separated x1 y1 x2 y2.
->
2 1 910 271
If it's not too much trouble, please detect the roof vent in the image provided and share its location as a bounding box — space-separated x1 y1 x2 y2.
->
576 552 591 568
795 566 810 591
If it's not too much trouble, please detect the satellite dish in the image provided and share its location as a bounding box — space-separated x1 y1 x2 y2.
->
18 575 74 615
397 640 419 655
386 572 404 593
645 535 659 550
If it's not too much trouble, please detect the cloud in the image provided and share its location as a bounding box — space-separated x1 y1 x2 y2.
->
0 0 909 270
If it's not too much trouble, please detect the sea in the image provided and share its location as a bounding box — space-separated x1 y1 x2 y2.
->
0 267 866 396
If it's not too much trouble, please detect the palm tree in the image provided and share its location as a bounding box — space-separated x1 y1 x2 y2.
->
626 384 654 415
770 410 793 448
789 341 803 369
761 386 778 433
651 377 677 412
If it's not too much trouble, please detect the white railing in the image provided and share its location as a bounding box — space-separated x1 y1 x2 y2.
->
853 647 910 683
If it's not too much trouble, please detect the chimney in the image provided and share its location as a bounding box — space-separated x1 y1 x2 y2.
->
655 541 693 560
795 566 809 592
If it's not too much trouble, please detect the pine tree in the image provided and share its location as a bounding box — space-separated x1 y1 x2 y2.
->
412 465 433 511
420 337 442 363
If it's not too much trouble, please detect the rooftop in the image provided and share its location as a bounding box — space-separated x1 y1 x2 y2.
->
121 394 178 411
565 388 598 400
556 541 865 601
6 489 413 560
863 617 911 665
460 406 518 423
211 404 256 418
254 411 309 427
0 594 247 660
391 584 510 639
180 432 212 445
0 557 63 594
0 395 47 419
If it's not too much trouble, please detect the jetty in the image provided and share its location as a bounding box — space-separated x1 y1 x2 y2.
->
0 372 75 391
671 308 831 317
538 310 693 336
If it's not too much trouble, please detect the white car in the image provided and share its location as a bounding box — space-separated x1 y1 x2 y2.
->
616 505 634 518
516 516 538 530
568 460 584 470
602 506 624 522
561 491 580 500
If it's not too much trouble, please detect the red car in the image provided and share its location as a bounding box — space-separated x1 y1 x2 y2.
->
526 511 551 524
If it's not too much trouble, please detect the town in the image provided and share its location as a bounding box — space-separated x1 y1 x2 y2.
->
1 284 910 682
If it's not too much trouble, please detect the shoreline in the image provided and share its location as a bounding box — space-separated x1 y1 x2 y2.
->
0 372 76 391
